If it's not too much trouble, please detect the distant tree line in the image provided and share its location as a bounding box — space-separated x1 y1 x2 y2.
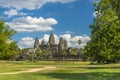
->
16 48 82 62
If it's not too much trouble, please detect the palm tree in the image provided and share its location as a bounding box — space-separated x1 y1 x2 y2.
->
78 39 81 45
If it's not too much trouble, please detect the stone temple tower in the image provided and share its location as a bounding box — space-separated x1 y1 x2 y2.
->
64 39 67 49
34 37 39 49
41 39 45 46
49 32 55 46
59 37 64 52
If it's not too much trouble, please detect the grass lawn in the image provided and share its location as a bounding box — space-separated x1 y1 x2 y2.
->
0 61 120 80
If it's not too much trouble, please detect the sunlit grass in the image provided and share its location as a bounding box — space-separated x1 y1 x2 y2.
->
0 61 120 80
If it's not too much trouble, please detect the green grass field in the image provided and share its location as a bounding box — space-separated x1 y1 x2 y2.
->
0 61 120 80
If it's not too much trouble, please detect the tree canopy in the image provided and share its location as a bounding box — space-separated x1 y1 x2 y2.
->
84 0 120 63
0 21 19 60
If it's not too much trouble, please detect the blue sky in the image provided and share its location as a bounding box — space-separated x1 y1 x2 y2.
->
0 0 97 48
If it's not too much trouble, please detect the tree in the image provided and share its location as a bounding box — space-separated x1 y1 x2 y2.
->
35 49 42 56
21 48 28 54
28 53 34 62
0 21 19 60
8 41 19 60
61 49 67 62
77 39 82 57
78 39 81 45
35 49 42 60
84 0 120 63
110 0 120 19
42 50 52 60
71 48 77 64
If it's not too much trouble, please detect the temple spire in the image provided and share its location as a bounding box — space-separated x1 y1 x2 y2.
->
64 39 67 49
41 39 45 46
49 32 55 46
59 37 64 52
34 37 39 49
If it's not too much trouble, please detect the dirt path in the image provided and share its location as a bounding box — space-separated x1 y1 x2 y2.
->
0 66 56 75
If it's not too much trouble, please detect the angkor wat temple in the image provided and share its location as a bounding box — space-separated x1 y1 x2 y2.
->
34 32 68 54
15 33 81 61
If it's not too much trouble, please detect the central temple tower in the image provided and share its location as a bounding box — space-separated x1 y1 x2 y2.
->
48 32 55 46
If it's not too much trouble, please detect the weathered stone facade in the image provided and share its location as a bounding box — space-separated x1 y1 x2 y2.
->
34 33 68 54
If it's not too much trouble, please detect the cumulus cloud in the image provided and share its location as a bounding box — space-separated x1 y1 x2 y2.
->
4 8 26 17
60 34 71 42
18 37 34 49
65 31 74 34
70 35 91 48
60 34 91 48
91 0 100 3
7 16 58 32
4 9 18 17
93 11 101 17
39 34 59 44
93 11 98 17
18 33 91 49
93 11 102 17
0 0 75 10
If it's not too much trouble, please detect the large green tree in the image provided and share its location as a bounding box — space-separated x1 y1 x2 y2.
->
0 21 19 60
110 0 120 19
71 48 77 64
84 0 120 63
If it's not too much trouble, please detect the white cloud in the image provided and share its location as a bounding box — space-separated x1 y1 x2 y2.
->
60 34 91 48
60 34 71 42
7 16 58 32
18 33 91 49
93 11 98 17
40 34 59 44
18 37 34 49
42 34 50 43
4 9 18 17
91 0 100 3
0 0 75 10
93 11 102 17
65 31 74 34
4 8 26 17
70 35 91 48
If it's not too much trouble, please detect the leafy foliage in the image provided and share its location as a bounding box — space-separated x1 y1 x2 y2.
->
110 0 120 19
35 49 42 56
71 48 77 56
0 21 19 60
84 0 120 63
78 39 81 45
61 49 67 56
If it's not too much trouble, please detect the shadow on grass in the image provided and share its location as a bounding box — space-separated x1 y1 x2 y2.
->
36 72 120 80
65 66 120 69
